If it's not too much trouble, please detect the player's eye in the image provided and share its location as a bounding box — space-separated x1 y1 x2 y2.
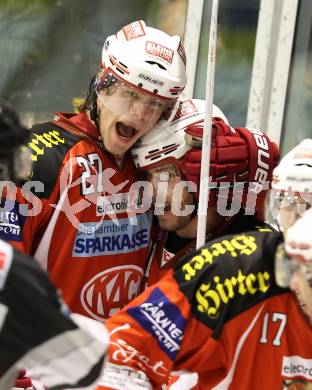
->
150 99 165 109
126 89 139 99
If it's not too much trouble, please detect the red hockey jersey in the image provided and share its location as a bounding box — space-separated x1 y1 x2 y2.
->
98 228 312 389
0 113 153 320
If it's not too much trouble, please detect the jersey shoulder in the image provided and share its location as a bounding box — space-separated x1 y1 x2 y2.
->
27 121 83 198
225 211 274 236
174 228 285 337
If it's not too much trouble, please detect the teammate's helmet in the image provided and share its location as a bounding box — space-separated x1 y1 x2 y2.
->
131 99 228 169
0 102 30 183
272 139 312 195
273 140 312 288
99 20 187 100
271 138 312 231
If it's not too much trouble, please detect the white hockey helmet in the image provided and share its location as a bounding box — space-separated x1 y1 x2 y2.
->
271 139 312 233
272 139 312 194
100 20 187 100
131 98 229 169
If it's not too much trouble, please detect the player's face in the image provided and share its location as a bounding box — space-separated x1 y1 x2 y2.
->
147 164 195 232
275 192 311 233
96 77 169 155
274 191 312 324
289 270 312 325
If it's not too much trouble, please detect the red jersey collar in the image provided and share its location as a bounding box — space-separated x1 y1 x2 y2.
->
53 112 101 142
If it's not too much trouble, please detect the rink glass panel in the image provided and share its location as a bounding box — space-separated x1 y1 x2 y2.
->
193 0 261 127
0 0 260 130
0 0 187 127
280 0 312 155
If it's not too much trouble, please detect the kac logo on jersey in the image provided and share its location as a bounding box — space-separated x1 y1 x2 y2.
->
0 201 26 242
127 288 186 361
81 265 143 320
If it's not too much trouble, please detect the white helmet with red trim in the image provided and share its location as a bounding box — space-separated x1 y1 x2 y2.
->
131 98 228 169
272 139 312 194
271 139 312 236
100 20 187 100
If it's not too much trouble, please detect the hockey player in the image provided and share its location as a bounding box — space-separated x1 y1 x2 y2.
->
96 139 312 389
0 21 187 320
131 98 279 287
0 102 109 390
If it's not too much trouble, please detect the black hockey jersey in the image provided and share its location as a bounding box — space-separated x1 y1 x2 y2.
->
0 239 107 389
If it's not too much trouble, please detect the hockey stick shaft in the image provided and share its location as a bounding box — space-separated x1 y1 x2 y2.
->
196 0 219 249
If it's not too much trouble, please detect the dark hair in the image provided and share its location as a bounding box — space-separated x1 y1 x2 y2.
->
77 75 98 113
0 101 29 150
76 69 119 114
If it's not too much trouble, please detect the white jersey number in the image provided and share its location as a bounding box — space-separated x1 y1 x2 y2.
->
77 153 103 195
260 312 287 346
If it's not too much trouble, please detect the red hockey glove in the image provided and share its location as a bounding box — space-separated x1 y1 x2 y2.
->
235 126 280 219
181 119 280 220
182 118 249 202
